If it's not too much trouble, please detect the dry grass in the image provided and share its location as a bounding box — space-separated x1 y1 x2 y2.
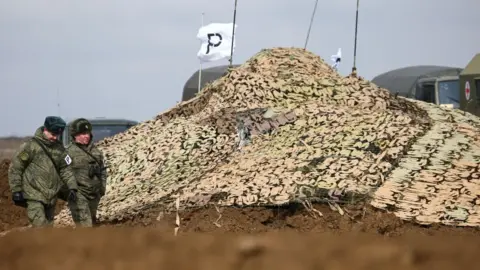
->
0 137 29 160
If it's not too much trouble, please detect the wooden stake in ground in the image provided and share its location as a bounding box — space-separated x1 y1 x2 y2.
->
174 197 180 236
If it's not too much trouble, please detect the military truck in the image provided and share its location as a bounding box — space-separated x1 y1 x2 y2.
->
459 53 480 116
371 65 463 109
60 118 138 147
182 64 240 102
371 54 480 117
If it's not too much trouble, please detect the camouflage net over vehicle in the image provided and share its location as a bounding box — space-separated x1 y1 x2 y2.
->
54 47 480 227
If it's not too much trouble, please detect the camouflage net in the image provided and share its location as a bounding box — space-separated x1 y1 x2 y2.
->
371 100 480 226
54 47 480 227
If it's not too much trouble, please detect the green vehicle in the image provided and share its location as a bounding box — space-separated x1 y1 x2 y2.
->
372 65 463 109
60 118 138 147
372 54 480 117
459 53 480 116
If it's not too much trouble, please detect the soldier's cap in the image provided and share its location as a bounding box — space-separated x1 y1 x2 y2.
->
44 116 66 135
70 118 92 136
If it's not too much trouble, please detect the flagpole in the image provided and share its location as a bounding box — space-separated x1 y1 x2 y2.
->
304 0 319 50
352 0 360 74
198 12 205 94
229 0 238 67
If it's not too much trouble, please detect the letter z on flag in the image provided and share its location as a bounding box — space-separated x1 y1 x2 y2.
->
197 23 237 63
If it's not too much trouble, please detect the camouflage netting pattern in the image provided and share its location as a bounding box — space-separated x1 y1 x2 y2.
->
54 47 480 227
371 100 480 226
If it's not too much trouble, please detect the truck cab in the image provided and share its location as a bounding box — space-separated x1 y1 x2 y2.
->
60 118 138 147
414 76 460 109
371 65 463 109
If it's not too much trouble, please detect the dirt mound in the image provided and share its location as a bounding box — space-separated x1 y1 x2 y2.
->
2 231 479 270
3 203 480 269
103 202 480 237
0 159 29 230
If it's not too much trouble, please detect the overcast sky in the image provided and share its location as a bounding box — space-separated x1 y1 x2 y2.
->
0 0 478 136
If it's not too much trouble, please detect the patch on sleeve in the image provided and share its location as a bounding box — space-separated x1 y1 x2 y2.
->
18 151 29 162
64 155 72 165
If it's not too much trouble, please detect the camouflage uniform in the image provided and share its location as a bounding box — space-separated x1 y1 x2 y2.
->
63 118 107 227
8 117 78 227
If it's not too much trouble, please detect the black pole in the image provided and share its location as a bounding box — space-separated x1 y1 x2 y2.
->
229 0 238 67
304 0 319 50
352 0 360 74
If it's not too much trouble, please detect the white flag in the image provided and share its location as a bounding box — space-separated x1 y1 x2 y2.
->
197 23 237 63
331 48 342 70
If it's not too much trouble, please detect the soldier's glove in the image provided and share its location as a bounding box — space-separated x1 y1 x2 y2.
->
12 191 27 208
68 189 77 202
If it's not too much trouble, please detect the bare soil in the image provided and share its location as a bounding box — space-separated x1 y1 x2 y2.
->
2 157 480 269
0 159 29 230
2 228 480 270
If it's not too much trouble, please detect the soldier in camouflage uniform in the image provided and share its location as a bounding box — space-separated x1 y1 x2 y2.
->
8 116 78 227
63 118 107 227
